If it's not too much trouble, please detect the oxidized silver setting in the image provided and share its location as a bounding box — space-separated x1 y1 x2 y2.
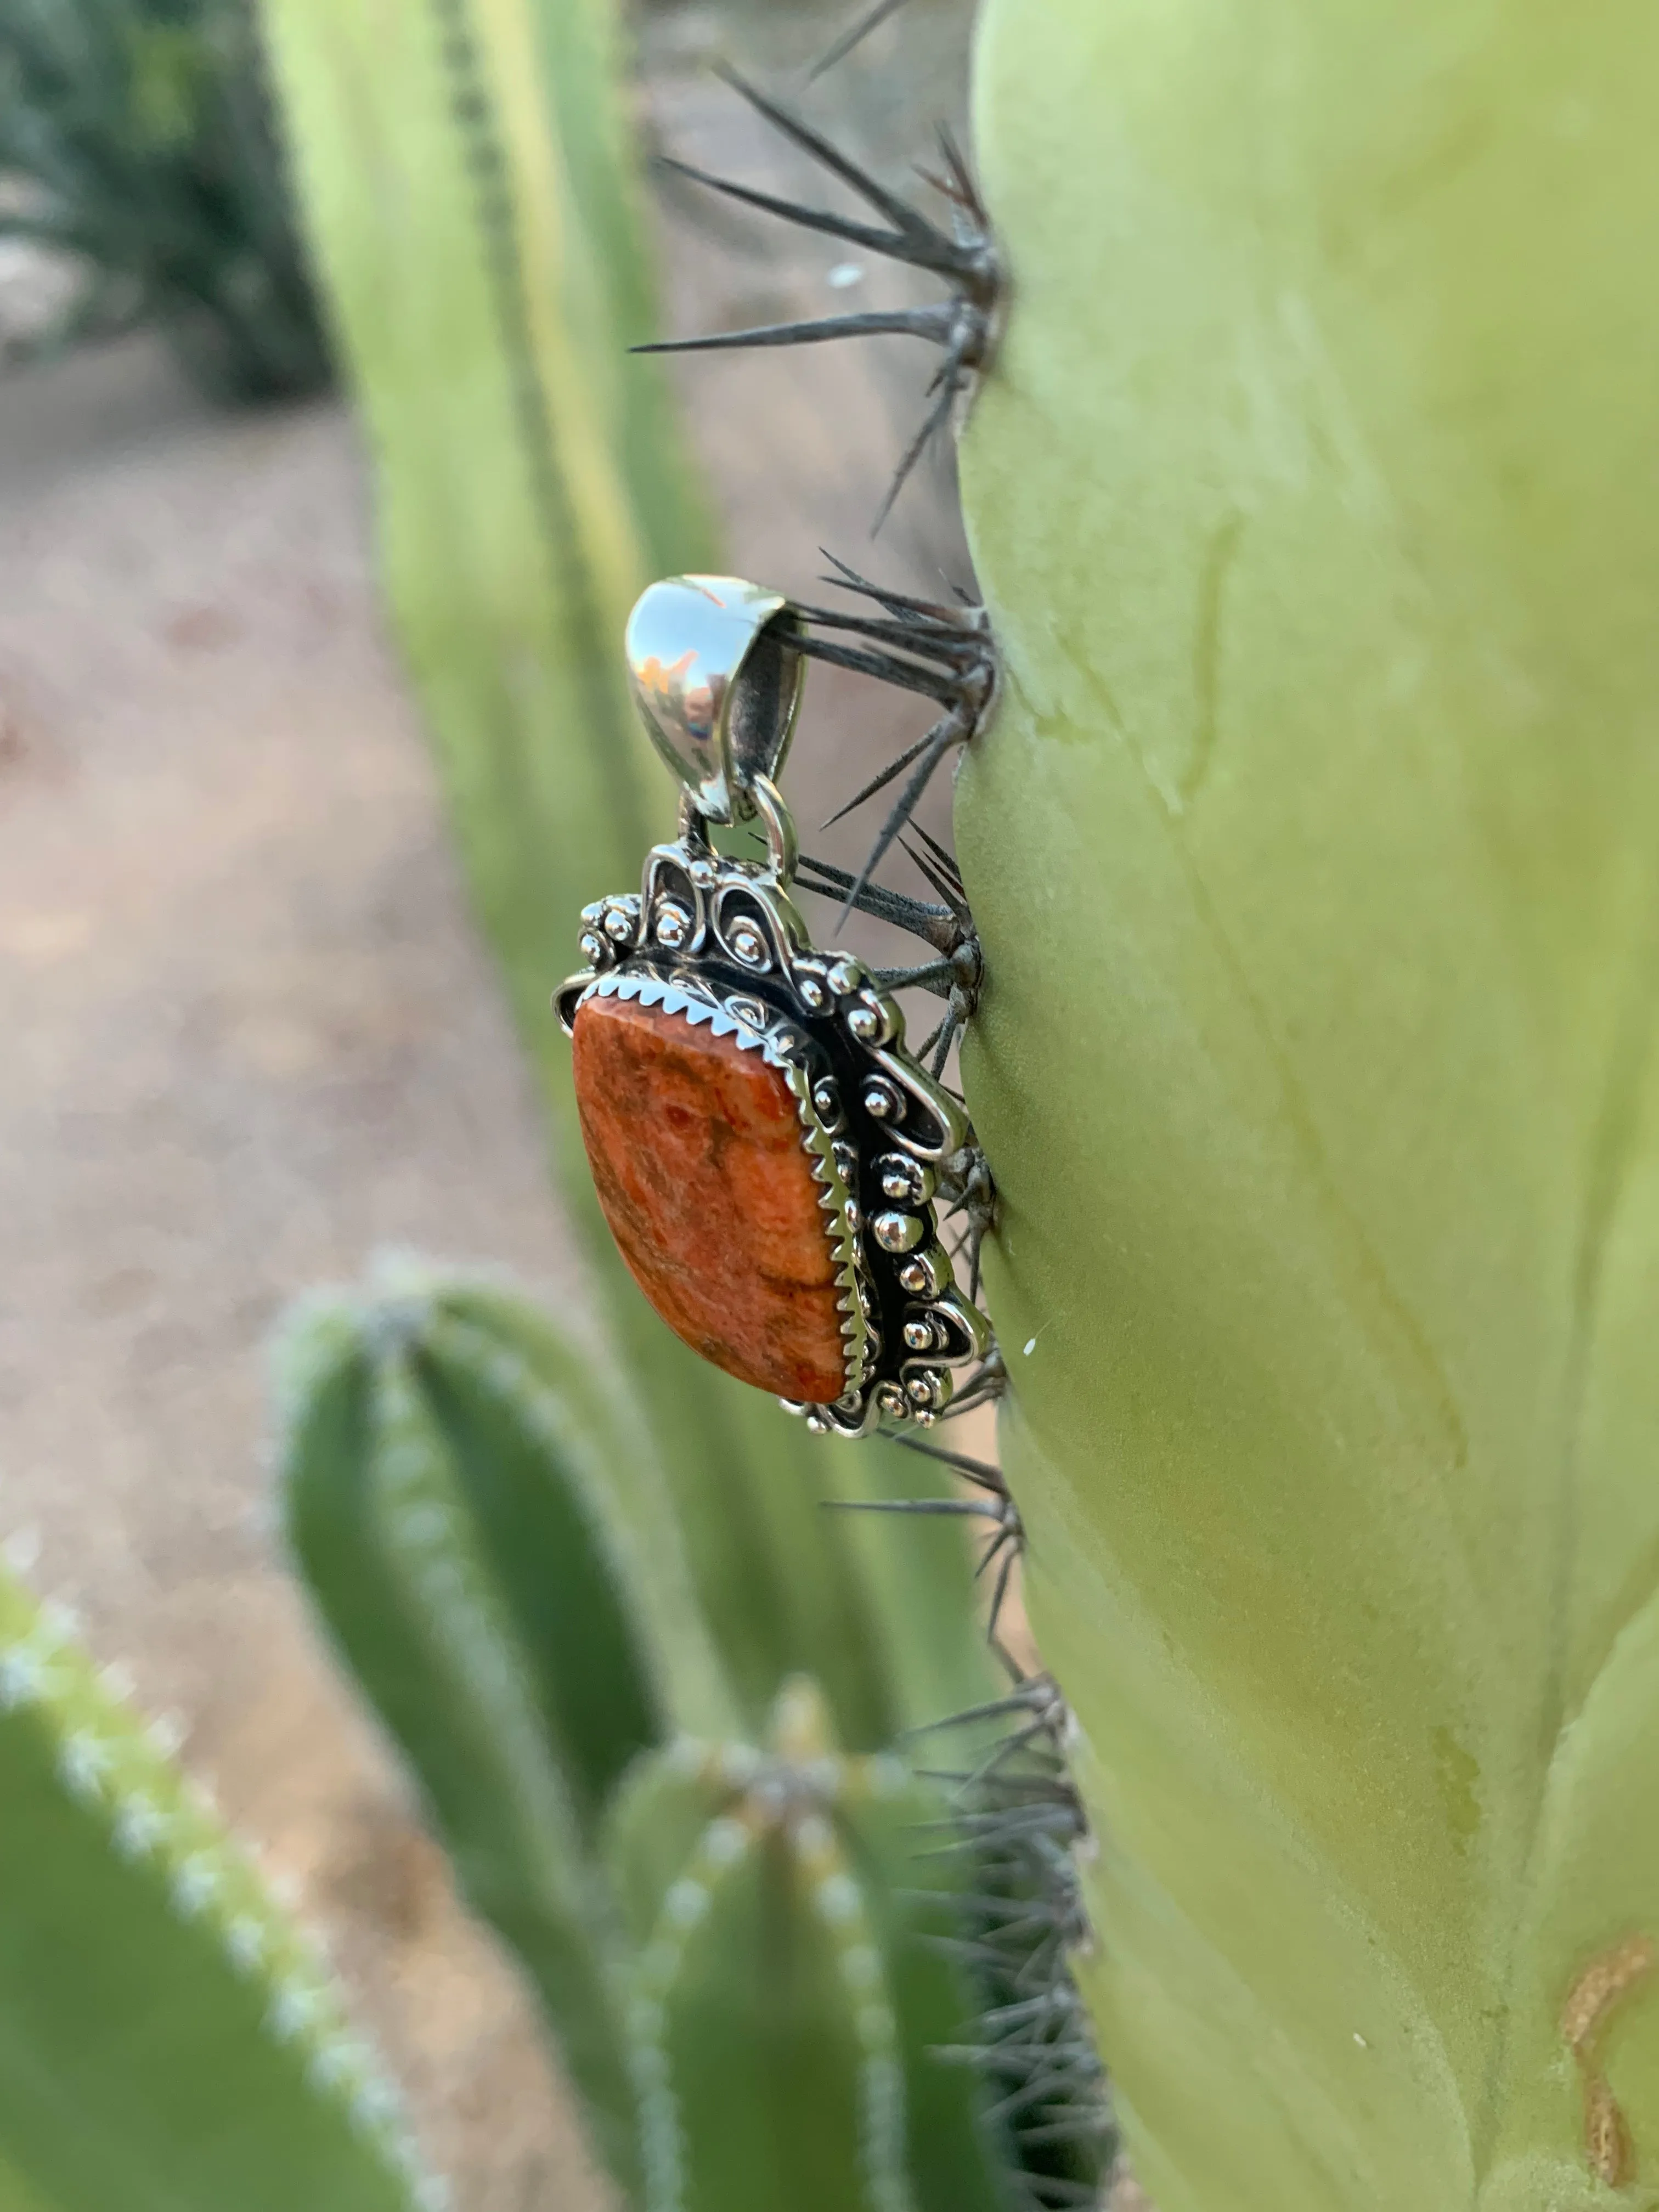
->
556 821 991 1435
557 572 992 1435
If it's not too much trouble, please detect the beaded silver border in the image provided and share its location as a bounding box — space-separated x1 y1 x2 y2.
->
555 838 990 1433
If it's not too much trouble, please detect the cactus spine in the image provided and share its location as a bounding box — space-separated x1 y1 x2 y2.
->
0 1557 437 2212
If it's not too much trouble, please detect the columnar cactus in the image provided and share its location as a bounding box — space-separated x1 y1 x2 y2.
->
952 3 1659 2208
276 1266 1111 2209
0 1556 437 2211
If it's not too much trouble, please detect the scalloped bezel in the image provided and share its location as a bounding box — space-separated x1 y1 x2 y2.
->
556 837 985 1432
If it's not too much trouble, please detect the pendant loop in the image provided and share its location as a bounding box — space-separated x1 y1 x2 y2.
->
625 575 806 826
749 774 799 886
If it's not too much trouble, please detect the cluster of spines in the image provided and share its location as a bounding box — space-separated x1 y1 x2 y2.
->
639 68 998 536
0 1550 447 2210
643 63 1109 2187
912 1677 1114 2209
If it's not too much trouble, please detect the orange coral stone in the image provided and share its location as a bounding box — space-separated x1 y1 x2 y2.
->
572 991 848 1402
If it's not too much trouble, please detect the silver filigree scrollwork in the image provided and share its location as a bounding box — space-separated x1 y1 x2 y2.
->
556 828 992 1435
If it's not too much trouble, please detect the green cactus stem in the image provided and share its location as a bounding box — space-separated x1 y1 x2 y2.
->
0 1558 436 2212
954 3 1659 2207
603 1676 1013 2212
276 1279 661 2192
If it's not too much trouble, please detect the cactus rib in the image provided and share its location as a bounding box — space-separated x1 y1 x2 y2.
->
0 1561 437 2212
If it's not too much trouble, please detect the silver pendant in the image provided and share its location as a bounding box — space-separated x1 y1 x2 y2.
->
555 575 991 1436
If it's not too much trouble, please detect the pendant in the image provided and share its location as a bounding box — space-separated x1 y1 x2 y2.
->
555 575 991 1437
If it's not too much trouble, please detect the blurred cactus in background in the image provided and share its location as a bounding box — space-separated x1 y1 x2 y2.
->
276 1263 1112 2209
0 0 329 397
0 1554 437 2211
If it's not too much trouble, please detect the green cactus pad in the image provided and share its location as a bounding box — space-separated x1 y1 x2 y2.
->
0 1562 435 2212
959 3 1659 2208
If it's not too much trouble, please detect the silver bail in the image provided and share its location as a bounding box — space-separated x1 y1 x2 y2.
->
624 575 806 825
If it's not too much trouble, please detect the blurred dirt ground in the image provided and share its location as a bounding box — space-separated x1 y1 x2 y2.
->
0 7 1143 2205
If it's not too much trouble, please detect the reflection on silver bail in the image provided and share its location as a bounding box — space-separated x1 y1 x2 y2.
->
625 574 806 824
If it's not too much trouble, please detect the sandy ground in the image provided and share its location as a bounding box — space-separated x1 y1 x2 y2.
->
0 7 1145 2203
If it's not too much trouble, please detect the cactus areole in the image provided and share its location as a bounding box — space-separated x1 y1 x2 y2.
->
557 577 992 1437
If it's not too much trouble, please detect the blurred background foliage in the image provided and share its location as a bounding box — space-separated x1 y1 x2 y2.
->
0 0 329 396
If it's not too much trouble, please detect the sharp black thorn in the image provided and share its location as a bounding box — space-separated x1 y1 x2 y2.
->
977 1523 1021 1584
793 850 950 926
873 957 955 996
872 354 966 535
839 719 963 922
821 1497 1002 1520
906 1685 1054 1739
652 153 937 269
820 725 940 830
890 1432 1005 1491
809 0 910 81
793 633 961 704
791 602 981 665
906 816 968 883
633 303 956 358
712 64 974 267
986 1552 1020 1646
898 838 971 919
820 549 968 622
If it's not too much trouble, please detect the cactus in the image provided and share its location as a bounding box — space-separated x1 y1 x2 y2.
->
939 3 1659 2209
0 1554 437 2211
276 1266 1109 2209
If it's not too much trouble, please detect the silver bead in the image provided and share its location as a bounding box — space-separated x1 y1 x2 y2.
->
903 1318 936 1352
873 1210 923 1254
878 1153 934 1205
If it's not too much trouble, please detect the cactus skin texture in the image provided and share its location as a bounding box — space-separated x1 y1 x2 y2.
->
0 1559 437 2212
956 3 1659 2209
277 1268 1065 2211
